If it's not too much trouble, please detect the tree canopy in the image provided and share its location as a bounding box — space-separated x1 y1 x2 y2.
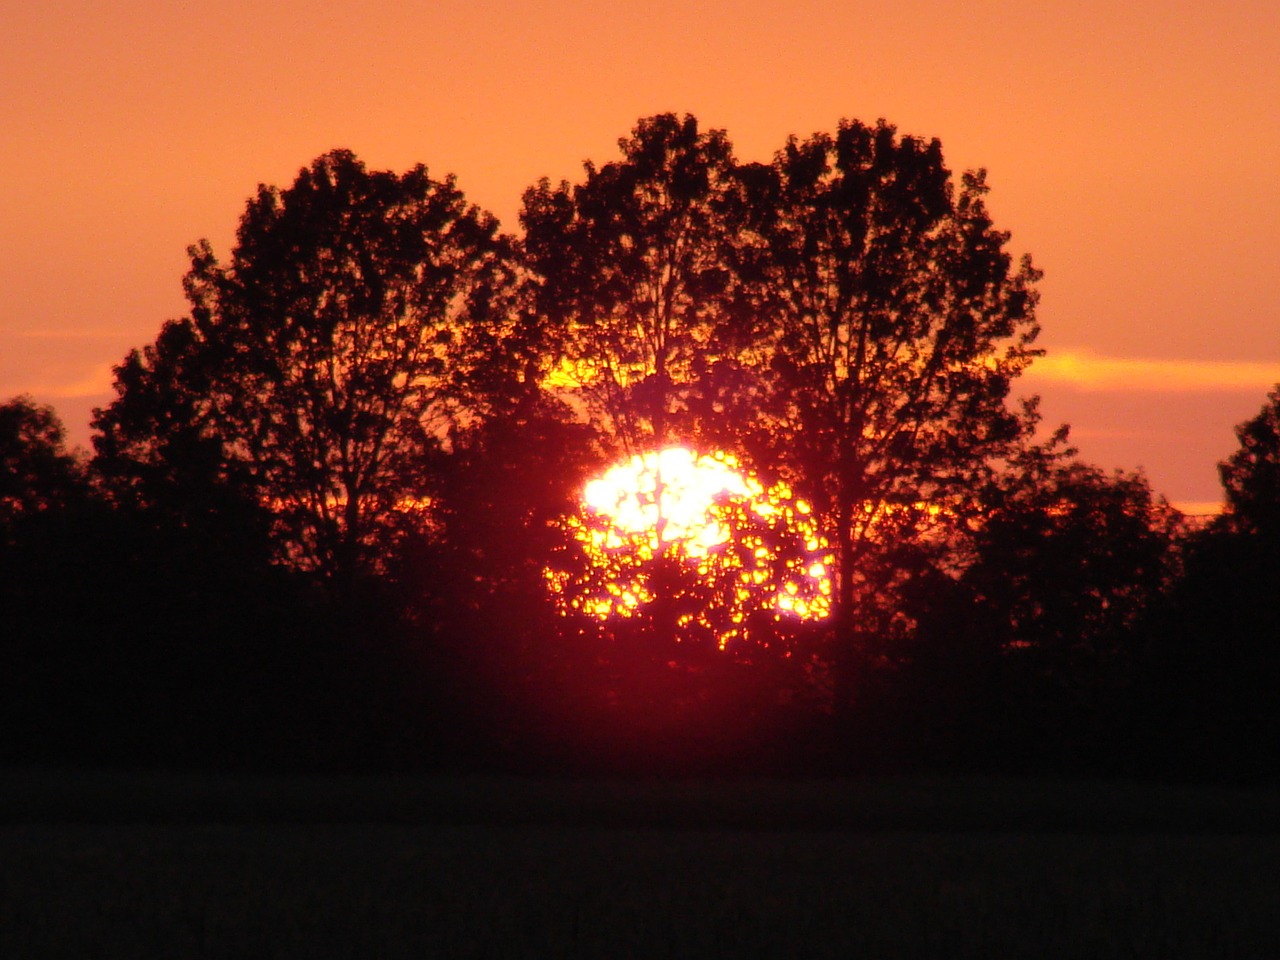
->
1219 385 1280 537
94 150 527 588
520 115 1044 699
1 395 85 535
742 121 1043 679
521 113 746 452
28 114 1230 775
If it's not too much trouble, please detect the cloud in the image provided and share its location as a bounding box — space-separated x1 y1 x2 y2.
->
13 365 116 400
1025 350 1280 393
1169 500 1223 518
10 329 133 341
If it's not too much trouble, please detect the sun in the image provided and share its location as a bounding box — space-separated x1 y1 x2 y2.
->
546 447 832 652
583 447 754 553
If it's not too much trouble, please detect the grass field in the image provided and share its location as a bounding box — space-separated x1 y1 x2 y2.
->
2 770 1277 959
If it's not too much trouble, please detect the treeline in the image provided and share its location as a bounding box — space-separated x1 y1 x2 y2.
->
3 115 1277 780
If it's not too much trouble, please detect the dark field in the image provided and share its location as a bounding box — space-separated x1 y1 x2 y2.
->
2 771 1277 959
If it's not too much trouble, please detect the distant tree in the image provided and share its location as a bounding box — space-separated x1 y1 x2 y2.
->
840 440 1180 772
0 397 97 763
0 395 86 534
740 120 1043 700
94 150 527 590
0 396 335 768
1133 388 1280 780
1219 385 1280 537
964 446 1179 664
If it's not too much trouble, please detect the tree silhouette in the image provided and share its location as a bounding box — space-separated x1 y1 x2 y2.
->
0 395 86 535
60 120 1209 775
1219 385 1280 537
521 113 746 452
736 120 1043 701
966 446 1178 659
966 449 1178 757
91 315 275 565
1135 387 1280 780
519 116 1046 709
2 398 99 763
95 150 525 591
522 115 776 664
547 447 831 658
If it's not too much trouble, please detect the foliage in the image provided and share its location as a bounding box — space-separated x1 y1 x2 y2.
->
1219 385 1280 537
0 396 410 770
524 116 1045 711
0 395 86 535
394 394 598 747
548 449 831 660
94 150 526 587
521 113 747 451
964 447 1179 660
9 114 1231 776
739 121 1043 677
1130 390 1280 781
921 447 1179 765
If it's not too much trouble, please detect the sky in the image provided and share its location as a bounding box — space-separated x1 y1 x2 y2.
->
3 0 1278 512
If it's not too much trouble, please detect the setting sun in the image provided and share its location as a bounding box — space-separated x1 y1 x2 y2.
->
547 447 832 651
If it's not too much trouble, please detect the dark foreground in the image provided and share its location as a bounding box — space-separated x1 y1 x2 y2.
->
2 770 1277 959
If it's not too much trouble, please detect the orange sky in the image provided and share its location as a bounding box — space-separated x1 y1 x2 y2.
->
3 0 1278 510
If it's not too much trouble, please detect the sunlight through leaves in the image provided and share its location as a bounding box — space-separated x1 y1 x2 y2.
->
546 447 832 652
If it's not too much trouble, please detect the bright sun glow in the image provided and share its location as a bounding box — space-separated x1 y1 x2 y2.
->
584 448 754 552
547 447 832 651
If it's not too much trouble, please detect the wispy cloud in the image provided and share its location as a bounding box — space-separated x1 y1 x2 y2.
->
10 329 133 341
1170 500 1223 517
14 365 116 400
1026 351 1280 393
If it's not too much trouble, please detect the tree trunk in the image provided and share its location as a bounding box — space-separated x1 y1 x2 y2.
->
832 491 860 715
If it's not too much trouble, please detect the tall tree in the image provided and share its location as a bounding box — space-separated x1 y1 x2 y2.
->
95 150 526 588
521 113 745 453
743 120 1043 694
523 116 831 668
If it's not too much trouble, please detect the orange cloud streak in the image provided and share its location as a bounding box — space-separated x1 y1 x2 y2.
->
1027 351 1280 393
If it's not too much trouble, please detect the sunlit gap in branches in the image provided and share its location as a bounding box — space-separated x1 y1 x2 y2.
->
545 447 833 651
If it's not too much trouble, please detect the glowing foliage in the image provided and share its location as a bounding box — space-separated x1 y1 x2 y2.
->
546 447 832 652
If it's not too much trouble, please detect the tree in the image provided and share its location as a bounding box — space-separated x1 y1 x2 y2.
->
959 441 1178 656
91 316 275 564
519 115 1044 708
1133 387 1280 780
520 119 853 762
522 115 778 661
741 120 1043 696
521 113 746 452
0 395 86 537
1219 385 1280 537
965 451 1178 744
94 150 526 590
